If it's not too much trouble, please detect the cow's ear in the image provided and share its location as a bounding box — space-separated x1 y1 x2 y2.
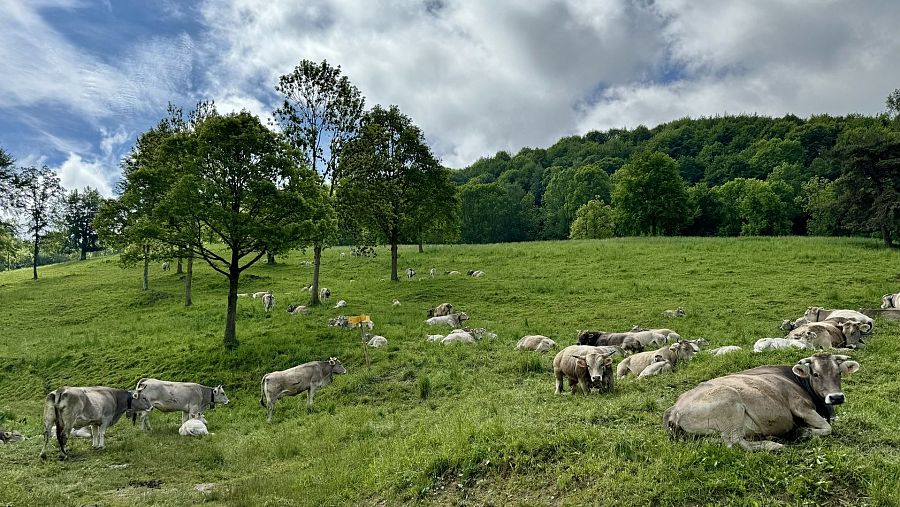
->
792 363 811 378
859 323 871 333
840 360 860 375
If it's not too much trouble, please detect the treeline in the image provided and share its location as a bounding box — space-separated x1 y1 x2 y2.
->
452 98 900 246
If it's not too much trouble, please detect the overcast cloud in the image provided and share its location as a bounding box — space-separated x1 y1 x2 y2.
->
1 0 899 194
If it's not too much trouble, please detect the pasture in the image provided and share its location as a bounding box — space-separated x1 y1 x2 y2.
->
1 237 900 506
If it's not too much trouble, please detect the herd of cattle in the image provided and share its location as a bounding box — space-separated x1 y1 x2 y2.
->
3 261 888 459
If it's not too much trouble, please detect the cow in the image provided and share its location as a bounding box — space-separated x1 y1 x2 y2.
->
576 331 644 354
441 330 476 345
406 268 416 279
179 414 209 437
708 345 742 356
447 270 461 275
392 299 401 306
553 345 615 395
664 353 860 451
426 334 444 342
262 292 275 312
287 304 309 315
333 299 347 308
328 315 350 329
162 261 170 271
260 358 347 423
788 321 867 349
133 379 229 431
515 335 557 353
40 386 150 460
1 429 24 444
469 270 485 277
753 337 815 353
638 355 673 378
663 307 685 318
252 291 269 299
320 287 331 302
425 312 469 327
463 327 496 340
430 268 437 278
366 334 388 347
427 303 453 318
803 307 874 333
616 341 696 378
882 293 900 309
630 326 683 342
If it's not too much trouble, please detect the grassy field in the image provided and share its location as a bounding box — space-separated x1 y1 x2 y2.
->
2 237 900 506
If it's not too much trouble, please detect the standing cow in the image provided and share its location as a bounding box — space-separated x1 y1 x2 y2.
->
40 386 150 460
553 345 615 395
260 358 348 423
133 379 229 431
664 353 860 451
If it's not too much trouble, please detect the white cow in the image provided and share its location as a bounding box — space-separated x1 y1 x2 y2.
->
516 335 557 352
425 312 469 327
708 345 743 356
429 268 437 278
753 337 814 353
366 335 388 347
179 415 209 437
406 268 416 279
262 292 275 312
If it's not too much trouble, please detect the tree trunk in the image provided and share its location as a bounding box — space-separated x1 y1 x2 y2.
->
32 235 39 280
224 269 240 350
418 240 423 253
390 242 399 282
310 244 322 305
184 254 193 307
882 221 894 248
267 251 276 264
176 257 183 274
79 245 86 261
142 245 149 290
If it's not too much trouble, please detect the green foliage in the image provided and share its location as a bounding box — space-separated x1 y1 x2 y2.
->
542 164 611 239
800 177 840 236
715 178 791 236
458 182 536 244
10 165 65 279
64 187 103 259
743 138 804 180
612 152 690 235
683 183 723 236
569 199 615 240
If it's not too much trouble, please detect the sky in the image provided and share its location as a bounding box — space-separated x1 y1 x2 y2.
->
2 0 900 197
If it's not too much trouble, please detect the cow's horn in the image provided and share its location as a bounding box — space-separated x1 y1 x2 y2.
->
832 354 851 363
797 357 813 365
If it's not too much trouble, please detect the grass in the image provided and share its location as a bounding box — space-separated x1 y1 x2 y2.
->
1 237 900 506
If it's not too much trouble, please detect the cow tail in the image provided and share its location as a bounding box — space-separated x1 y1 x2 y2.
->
259 375 268 409
52 391 65 450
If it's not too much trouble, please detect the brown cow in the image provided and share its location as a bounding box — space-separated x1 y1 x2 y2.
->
553 345 615 395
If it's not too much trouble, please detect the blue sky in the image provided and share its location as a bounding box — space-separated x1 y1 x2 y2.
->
2 0 900 196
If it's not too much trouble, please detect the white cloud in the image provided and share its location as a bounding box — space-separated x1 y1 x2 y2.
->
56 152 114 196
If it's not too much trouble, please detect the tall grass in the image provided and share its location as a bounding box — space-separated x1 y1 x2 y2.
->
1 237 899 506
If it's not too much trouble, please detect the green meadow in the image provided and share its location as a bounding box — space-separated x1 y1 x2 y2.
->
1 237 900 506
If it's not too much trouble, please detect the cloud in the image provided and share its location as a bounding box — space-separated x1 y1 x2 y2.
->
56 152 114 196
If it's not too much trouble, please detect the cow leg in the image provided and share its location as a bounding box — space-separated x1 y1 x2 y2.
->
97 422 109 449
725 434 784 452
91 425 100 448
577 378 591 396
307 387 317 407
140 411 152 431
554 372 564 394
266 400 275 423
39 427 51 460
182 411 189 424
792 408 832 439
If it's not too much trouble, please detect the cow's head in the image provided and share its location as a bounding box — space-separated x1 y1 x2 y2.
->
457 312 469 322
882 294 894 309
1 430 24 444
780 319 795 331
671 341 696 361
213 385 229 405
792 353 860 405
676 307 685 316
652 354 666 364
329 357 348 374
621 337 644 354
572 352 614 385
838 321 866 349
804 307 822 321
630 325 646 332
128 390 153 423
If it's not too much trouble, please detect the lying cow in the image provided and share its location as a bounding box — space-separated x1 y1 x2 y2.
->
616 341 696 378
553 345 615 395
664 353 860 451
426 334 444 342
630 326 682 342
882 293 900 309
40 386 150 460
134 379 229 431
788 321 867 349
425 312 469 327
260 358 347 423
638 355 673 378
804 307 873 333
427 303 454 318
576 331 644 354
1 428 24 444
287 304 309 315
753 337 815 353
366 334 388 347
441 330 476 345
516 335 557 353
333 299 347 308
179 414 209 437
708 345 742 356
328 315 350 329
469 270 485 277
662 307 685 318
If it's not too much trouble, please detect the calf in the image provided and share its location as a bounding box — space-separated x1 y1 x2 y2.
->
1 428 24 444
638 355 673 378
260 358 347 423
425 312 469 327
366 334 388 347
515 335 557 353
616 341 696 378
333 299 347 308
179 414 209 437
662 307 686 318
553 345 614 395
134 379 229 431
753 337 815 353
708 345 742 356
40 386 150 460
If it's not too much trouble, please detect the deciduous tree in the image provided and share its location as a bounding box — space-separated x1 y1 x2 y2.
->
64 187 103 260
11 166 64 279
612 152 689 235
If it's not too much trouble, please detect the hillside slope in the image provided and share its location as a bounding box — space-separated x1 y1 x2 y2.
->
1 238 899 506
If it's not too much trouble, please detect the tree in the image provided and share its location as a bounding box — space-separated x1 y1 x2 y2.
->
542 164 611 239
683 183 723 236
160 111 329 349
458 182 537 244
11 166 64 279
569 199 615 239
714 178 790 236
612 152 690 235
338 105 455 281
800 176 841 236
273 59 364 305
0 147 15 232
887 88 900 119
64 187 103 260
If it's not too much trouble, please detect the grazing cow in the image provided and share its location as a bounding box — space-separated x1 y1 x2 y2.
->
664 353 860 451
262 292 275 312
630 326 683 342
40 387 150 460
425 312 469 327
333 299 347 308
753 337 815 353
576 331 644 354
392 299 401 306
179 415 209 437
882 293 900 309
638 355 673 378
616 341 696 378
803 307 873 333
287 304 309 315
662 307 686 318
430 268 437 278
1 429 24 444
260 358 347 423
320 287 331 302
133 379 229 431
406 268 416 279
447 270 461 275
516 335 557 353
708 345 742 356
553 345 615 395
788 321 867 349
366 334 388 347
